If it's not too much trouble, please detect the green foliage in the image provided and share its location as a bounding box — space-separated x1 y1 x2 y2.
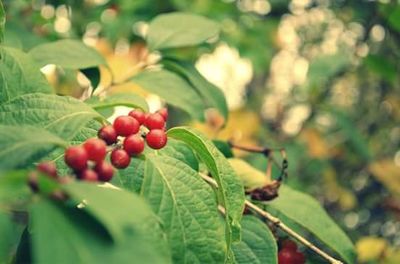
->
131 69 206 121
162 58 229 122
168 127 245 249
0 47 52 104
0 0 4 43
232 216 278 264
147 12 220 50
268 185 356 264
86 93 149 112
28 40 107 69
0 93 103 140
0 125 66 170
143 155 226 262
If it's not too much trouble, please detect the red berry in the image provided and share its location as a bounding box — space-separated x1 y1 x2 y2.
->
128 109 146 124
64 146 88 171
292 251 305 264
157 108 168 120
98 125 117 145
37 161 57 178
278 249 295 264
79 169 98 182
146 129 167 149
94 161 114 182
110 149 130 169
123 134 145 156
282 239 298 251
144 113 165 130
83 138 107 162
113 116 139 136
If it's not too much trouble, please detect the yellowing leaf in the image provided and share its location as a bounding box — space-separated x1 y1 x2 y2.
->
356 236 388 263
369 160 400 197
323 168 357 210
299 128 330 158
229 158 270 190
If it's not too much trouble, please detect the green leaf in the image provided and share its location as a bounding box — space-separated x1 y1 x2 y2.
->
0 125 66 170
131 69 205 121
81 67 101 89
167 127 245 250
0 93 103 140
146 12 220 50
162 59 228 121
29 39 107 69
0 211 18 263
159 138 199 171
143 155 226 263
86 93 149 112
31 198 170 264
233 216 278 264
0 170 31 207
115 157 146 194
268 185 356 264
229 158 269 191
0 1 5 43
0 47 52 104
213 140 234 158
364 54 396 82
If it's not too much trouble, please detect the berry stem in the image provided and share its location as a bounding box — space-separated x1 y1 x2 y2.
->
199 173 344 264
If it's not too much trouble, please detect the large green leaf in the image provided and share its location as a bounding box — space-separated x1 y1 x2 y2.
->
86 93 149 112
159 138 199 171
115 157 146 194
0 1 5 43
31 198 170 264
268 185 356 264
29 39 106 69
0 211 18 263
143 155 226 263
0 93 103 140
167 127 245 251
130 69 205 121
0 125 66 170
146 12 220 50
0 47 52 104
233 216 277 264
162 59 228 121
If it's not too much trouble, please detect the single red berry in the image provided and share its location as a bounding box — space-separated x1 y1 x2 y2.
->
157 107 168 120
37 161 57 178
128 109 146 124
123 134 145 156
282 239 298 251
64 146 88 171
146 129 167 149
94 161 114 182
292 251 305 264
113 116 139 137
278 249 296 264
83 138 107 162
79 169 98 182
144 113 165 130
110 149 131 169
98 125 118 145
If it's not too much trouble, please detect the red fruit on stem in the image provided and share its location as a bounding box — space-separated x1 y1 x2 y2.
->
64 146 88 171
278 249 295 264
110 149 130 169
282 239 298 251
128 109 146 124
146 129 167 149
37 161 57 178
123 135 145 156
144 113 165 130
79 169 98 182
157 107 168 120
95 161 114 182
113 116 139 136
98 125 118 145
83 138 107 162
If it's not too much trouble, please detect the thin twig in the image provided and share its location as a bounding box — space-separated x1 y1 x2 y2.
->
199 173 343 264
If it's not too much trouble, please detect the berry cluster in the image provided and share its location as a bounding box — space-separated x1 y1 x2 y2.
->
34 108 168 185
278 240 305 264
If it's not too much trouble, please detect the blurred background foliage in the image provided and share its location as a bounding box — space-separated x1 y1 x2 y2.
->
2 0 400 263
